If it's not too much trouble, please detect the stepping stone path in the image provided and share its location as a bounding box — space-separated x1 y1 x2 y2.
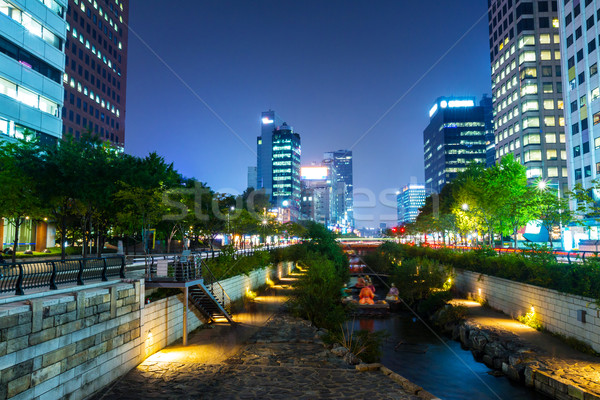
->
96 311 422 399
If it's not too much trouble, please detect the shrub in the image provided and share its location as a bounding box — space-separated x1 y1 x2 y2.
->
327 322 388 363
288 252 346 330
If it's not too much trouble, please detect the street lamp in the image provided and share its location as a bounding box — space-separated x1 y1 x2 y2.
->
262 219 268 249
227 206 235 247
462 203 469 211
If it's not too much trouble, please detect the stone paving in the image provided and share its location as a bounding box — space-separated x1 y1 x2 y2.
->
450 299 600 399
95 302 422 399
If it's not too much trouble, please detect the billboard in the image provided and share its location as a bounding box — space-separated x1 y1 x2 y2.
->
301 166 328 180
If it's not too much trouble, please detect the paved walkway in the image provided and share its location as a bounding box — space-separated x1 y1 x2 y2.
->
95 275 421 400
451 299 600 397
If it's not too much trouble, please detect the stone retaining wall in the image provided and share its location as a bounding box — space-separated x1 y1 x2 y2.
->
0 282 142 400
218 261 294 302
453 269 600 353
0 261 295 399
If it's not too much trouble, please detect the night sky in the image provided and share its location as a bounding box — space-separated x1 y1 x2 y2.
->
125 0 491 228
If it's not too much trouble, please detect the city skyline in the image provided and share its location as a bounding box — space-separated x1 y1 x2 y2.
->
124 0 491 227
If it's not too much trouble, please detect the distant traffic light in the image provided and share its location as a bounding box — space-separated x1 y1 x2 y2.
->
399 226 406 234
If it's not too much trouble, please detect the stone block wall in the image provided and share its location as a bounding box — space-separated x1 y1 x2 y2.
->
0 282 141 400
218 261 294 302
140 293 204 359
0 261 295 399
453 269 600 352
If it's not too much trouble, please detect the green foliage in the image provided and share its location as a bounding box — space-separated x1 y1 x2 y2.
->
518 308 544 331
289 253 346 330
394 243 600 302
418 290 453 315
204 248 271 280
435 305 468 326
326 322 388 363
390 257 452 306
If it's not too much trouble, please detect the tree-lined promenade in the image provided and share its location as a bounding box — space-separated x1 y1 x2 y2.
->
391 155 600 249
0 133 304 263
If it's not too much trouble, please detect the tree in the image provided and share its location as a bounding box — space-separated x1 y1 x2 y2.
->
536 182 572 248
0 135 44 262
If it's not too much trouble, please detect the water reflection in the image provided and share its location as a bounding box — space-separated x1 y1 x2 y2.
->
350 315 550 400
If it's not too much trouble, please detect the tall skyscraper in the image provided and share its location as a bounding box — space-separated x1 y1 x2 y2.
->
62 0 129 147
247 166 257 189
557 1 600 201
257 110 283 192
397 184 426 225
271 122 301 220
0 0 67 143
480 94 496 167
323 150 354 228
424 96 488 193
300 166 331 225
488 0 567 192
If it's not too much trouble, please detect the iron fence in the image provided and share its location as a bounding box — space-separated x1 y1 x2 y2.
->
0 256 125 295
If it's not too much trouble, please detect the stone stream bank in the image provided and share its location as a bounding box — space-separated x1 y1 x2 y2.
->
436 307 600 400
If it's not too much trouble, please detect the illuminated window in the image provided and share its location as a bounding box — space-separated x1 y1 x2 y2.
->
523 133 541 145
518 51 536 64
554 51 561 60
520 67 537 80
560 134 565 143
522 100 539 112
552 18 559 28
523 117 540 129
594 112 600 125
595 137 600 150
539 34 551 44
547 149 558 160
543 100 554 110
544 116 556 127
591 87 600 101
547 167 558 177
521 83 538 96
518 35 535 48
546 133 556 143
540 51 551 61
526 167 543 178
554 34 560 43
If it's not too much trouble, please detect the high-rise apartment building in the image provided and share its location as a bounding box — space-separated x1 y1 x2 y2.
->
271 122 301 220
247 166 257 189
488 0 567 192
323 150 354 228
62 0 128 147
424 96 488 193
0 0 67 251
481 94 496 167
257 110 283 192
557 0 600 199
0 0 67 143
397 184 426 225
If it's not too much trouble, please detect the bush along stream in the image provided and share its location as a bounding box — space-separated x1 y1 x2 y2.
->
358 242 564 399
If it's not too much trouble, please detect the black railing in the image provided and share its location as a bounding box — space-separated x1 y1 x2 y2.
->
422 243 600 264
0 256 125 295
199 259 232 314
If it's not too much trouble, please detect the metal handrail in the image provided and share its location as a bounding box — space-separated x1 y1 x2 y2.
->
0 256 125 295
199 258 232 314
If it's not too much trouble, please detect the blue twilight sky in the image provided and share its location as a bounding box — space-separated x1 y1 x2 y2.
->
125 0 491 228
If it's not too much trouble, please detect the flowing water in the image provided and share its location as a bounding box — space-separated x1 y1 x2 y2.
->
350 315 550 400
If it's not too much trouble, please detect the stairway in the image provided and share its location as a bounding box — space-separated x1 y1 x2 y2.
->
188 282 235 325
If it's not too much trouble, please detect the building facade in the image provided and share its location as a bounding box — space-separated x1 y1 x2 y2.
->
323 150 354 228
424 96 488 193
300 166 331 225
481 94 496 167
488 0 568 192
0 0 67 143
62 0 128 146
247 166 257 190
271 122 301 220
557 0 600 200
397 184 426 225
256 110 283 193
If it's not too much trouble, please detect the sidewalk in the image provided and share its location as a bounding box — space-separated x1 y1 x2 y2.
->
93 274 426 400
450 299 600 399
